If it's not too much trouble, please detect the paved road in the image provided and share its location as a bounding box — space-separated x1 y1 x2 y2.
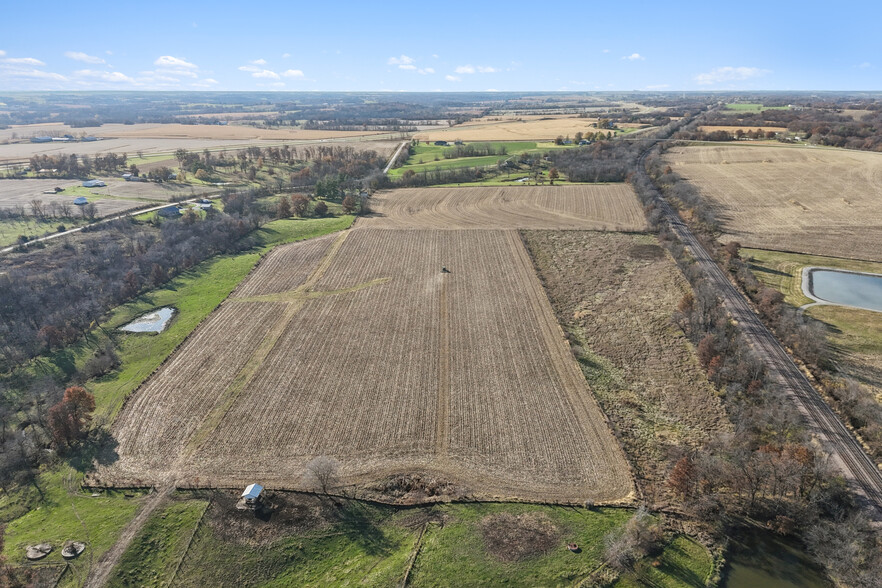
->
384 140 409 174
637 149 882 517
0 196 219 255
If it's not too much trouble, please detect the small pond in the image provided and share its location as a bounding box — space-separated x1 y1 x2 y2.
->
723 528 829 588
120 307 175 333
804 268 882 312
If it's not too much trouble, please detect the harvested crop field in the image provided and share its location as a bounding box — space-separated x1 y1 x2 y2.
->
663 145 882 261
360 185 647 231
99 228 633 503
0 179 147 217
522 230 729 493
414 117 614 142
0 126 401 163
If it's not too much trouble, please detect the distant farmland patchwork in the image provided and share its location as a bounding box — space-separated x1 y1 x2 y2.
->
101 228 634 502
664 144 882 261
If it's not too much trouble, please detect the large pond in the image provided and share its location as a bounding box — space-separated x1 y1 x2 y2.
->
120 307 175 333
804 268 882 312
723 529 829 588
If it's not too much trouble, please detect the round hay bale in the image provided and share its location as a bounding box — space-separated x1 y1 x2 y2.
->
26 544 52 560
61 542 86 559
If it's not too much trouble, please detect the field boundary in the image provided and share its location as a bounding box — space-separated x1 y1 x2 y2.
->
166 498 211 586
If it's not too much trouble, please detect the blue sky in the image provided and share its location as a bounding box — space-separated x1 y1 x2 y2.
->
1 1 879 92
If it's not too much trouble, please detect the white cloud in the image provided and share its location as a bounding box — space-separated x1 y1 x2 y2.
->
282 53 291 58
1 68 67 81
202 78 219 84
602 49 610 53
421 67 435 75
622 53 644 61
238 65 260 72
432 54 439 58
694 66 770 85
858 62 872 69
74 69 134 83
65 51 105 64
281 69 304 78
445 74 460 82
252 69 280 79
154 55 197 69
3 57 45 66
398 64 417 70
251 58 267 65
455 65 497 74
0 50 5 57
387 54 414 66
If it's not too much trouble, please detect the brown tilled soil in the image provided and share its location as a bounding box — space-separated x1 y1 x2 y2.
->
101 228 633 503
522 230 729 500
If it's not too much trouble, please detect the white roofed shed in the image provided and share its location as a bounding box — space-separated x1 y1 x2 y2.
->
241 483 263 500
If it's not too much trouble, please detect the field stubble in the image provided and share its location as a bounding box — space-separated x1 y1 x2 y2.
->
663 144 882 261
361 185 647 231
101 228 633 503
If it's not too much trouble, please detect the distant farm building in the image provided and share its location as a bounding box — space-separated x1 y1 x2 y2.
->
82 180 106 188
157 206 182 218
73 197 88 205
81 136 98 142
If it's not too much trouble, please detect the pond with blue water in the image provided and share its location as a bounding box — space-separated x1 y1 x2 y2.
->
805 268 882 312
120 307 176 333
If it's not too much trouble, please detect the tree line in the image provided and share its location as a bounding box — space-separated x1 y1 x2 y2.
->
632 146 882 587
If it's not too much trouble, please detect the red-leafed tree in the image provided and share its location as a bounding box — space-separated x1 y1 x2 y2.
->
48 386 95 448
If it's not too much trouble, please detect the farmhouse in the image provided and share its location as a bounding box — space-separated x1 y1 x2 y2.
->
157 206 182 218
30 136 53 143
82 180 106 188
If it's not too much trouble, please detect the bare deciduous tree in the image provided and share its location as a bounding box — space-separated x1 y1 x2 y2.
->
305 456 339 494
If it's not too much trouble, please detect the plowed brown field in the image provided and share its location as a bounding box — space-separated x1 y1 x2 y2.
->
663 145 882 260
360 185 647 231
101 229 633 503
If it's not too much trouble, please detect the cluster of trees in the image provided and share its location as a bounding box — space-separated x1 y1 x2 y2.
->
548 140 646 182
0 199 262 369
633 147 882 587
441 143 508 159
25 152 128 177
673 128 779 142
700 104 882 151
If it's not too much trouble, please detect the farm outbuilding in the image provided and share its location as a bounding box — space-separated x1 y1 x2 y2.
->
82 180 106 188
241 483 263 509
157 206 182 218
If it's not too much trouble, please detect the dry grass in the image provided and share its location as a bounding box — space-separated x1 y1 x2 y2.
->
522 230 729 497
663 144 882 261
414 117 610 142
100 228 633 503
360 185 647 231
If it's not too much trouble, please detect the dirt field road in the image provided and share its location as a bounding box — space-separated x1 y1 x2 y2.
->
639 150 882 519
84 485 174 587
